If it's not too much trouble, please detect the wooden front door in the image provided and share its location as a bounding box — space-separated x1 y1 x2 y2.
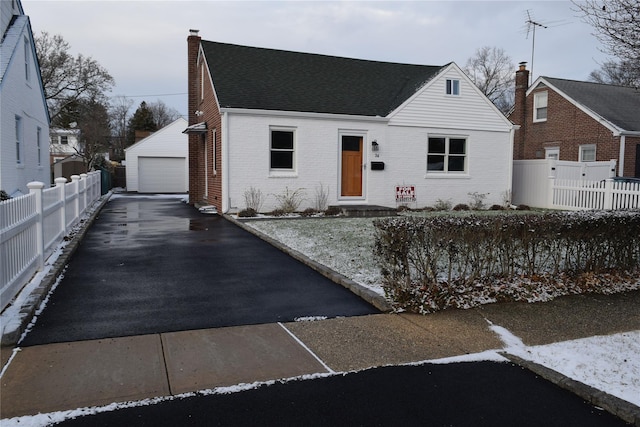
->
341 136 363 197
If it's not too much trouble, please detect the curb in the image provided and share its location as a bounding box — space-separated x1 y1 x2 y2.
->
225 215 392 313
0 192 113 347
502 352 640 426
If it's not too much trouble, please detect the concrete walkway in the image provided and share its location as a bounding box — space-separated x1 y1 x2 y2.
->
2 291 640 421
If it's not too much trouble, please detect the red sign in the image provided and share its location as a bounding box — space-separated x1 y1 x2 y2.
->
395 185 416 202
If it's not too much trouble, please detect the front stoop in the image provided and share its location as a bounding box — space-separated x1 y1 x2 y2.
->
330 205 397 217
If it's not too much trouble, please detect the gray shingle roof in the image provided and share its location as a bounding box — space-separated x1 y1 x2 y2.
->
201 40 445 117
544 77 640 132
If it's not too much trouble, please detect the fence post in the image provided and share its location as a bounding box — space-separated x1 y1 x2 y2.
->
55 177 67 234
71 175 81 222
608 160 617 178
546 160 557 209
80 173 88 214
27 181 45 270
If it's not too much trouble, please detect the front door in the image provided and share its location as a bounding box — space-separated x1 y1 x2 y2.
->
635 144 640 178
341 136 363 197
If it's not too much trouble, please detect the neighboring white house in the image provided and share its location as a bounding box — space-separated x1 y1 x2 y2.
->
0 0 50 197
49 127 81 163
186 35 516 212
125 117 189 193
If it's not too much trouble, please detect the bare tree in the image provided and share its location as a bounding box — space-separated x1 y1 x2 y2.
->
573 0 640 63
589 60 640 86
109 96 134 161
35 32 115 122
463 46 515 114
147 100 182 128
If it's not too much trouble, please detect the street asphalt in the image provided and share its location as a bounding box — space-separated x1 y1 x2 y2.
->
54 362 626 427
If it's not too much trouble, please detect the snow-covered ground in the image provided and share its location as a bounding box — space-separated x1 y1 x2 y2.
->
1 201 637 426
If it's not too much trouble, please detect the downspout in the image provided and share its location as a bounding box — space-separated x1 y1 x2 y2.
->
222 111 230 213
618 134 625 177
508 125 519 203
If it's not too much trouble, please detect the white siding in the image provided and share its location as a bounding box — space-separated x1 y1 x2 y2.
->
0 13 50 196
125 118 188 192
225 109 512 212
389 63 511 133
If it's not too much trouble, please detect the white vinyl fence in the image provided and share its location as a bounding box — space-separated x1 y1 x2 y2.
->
512 159 623 209
0 172 101 311
553 178 640 210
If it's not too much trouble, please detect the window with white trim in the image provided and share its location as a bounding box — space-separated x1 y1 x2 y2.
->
59 135 68 144
24 36 30 82
533 91 548 122
270 128 295 170
427 136 467 173
579 144 596 162
446 79 460 96
545 147 559 160
15 116 22 164
37 127 42 166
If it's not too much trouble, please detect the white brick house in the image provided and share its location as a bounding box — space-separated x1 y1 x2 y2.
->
186 32 515 213
1 0 50 196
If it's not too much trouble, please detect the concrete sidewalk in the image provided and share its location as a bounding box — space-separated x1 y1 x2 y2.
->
2 290 640 421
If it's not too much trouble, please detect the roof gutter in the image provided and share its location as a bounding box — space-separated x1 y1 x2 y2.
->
219 107 389 123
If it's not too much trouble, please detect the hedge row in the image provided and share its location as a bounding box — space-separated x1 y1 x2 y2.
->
373 211 640 313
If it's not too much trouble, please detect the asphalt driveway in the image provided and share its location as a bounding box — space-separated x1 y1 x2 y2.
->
20 195 377 346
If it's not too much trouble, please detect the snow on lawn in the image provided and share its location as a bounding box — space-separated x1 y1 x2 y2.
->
491 325 640 408
248 217 384 295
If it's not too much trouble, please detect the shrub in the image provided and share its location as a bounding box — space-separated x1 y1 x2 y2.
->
453 203 469 211
373 211 640 313
489 204 505 211
516 204 531 211
268 209 287 217
273 187 306 213
433 199 452 211
243 187 265 212
238 208 257 218
0 190 10 201
397 204 411 212
301 208 318 217
468 192 487 210
314 183 330 211
324 206 342 216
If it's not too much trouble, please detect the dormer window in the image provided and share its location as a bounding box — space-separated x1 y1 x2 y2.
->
534 91 548 122
446 79 460 96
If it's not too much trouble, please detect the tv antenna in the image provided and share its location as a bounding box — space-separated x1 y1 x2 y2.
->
524 10 547 85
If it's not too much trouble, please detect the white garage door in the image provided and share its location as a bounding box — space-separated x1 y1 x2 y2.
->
138 157 187 193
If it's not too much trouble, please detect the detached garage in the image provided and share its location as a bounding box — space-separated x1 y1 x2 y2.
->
125 118 189 193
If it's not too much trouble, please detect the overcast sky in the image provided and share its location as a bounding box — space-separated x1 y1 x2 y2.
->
22 0 609 119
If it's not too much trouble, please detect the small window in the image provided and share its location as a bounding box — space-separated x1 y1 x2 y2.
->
60 135 68 144
427 136 467 173
24 36 30 82
37 127 42 166
446 79 460 96
545 147 559 160
15 116 22 164
579 145 596 162
212 129 217 174
270 129 295 170
534 91 548 122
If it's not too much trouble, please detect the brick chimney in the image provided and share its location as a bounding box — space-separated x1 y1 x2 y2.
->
513 62 529 159
187 29 201 126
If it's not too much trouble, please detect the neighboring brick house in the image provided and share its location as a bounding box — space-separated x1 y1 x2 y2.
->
511 63 640 178
1 0 50 196
186 31 516 213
